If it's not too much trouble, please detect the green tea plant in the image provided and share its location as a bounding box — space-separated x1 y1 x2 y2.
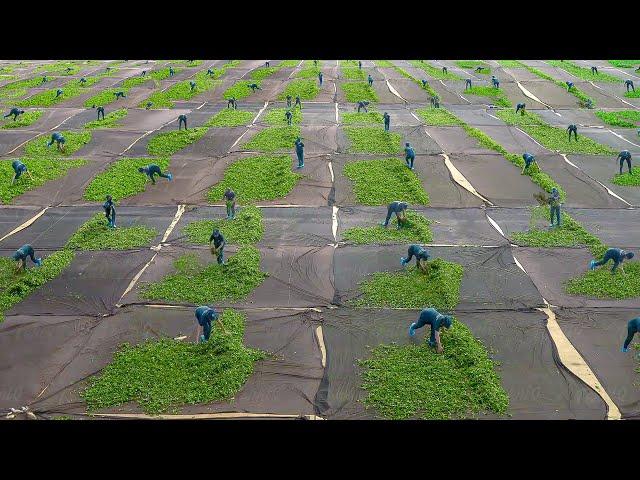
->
223 81 256 100
143 71 220 108
242 126 300 152
344 127 402 154
566 262 640 299
595 110 640 128
183 206 264 245
624 90 640 99
455 60 490 74
373 60 394 68
279 79 320 100
83 109 128 129
394 67 439 97
341 67 365 80
263 107 302 126
1 110 42 129
342 111 384 125
497 60 524 68
415 108 464 126
250 66 279 82
147 127 208 156
464 86 512 107
613 168 640 186
608 60 640 68
17 78 100 107
204 109 254 127
342 211 433 245
66 214 157 250
547 60 620 83
341 82 378 102
409 60 462 81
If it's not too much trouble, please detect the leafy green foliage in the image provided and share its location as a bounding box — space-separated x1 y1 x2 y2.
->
82 309 266 414
455 60 490 74
351 259 463 309
147 127 208 156
497 60 524 68
66 214 157 250
17 78 100 107
464 86 512 107
0 78 43 100
566 262 640 299
121 68 177 89
279 79 320 100
24 131 91 157
223 81 255 100
343 158 430 206
613 167 640 186
250 66 279 82
624 90 640 98
595 110 640 128
342 111 384 125
183 206 264 246
165 60 203 67
342 211 433 245
242 126 300 152
83 88 126 108
83 109 128 129
1 110 42 129
373 60 394 67
415 108 463 126
547 60 620 83
207 155 301 203
359 320 509 419
496 109 616 155
342 67 365 80
139 246 267 304
344 127 402 154
341 82 378 102
279 60 301 68
84 157 170 201
608 60 640 68
143 71 220 108
0 158 86 204
204 109 254 127
409 60 462 81
0 249 75 323
263 108 302 126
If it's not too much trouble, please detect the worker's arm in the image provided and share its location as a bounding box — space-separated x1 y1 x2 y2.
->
434 330 444 354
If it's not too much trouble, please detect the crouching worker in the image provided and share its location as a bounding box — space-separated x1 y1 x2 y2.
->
622 317 640 353
103 195 116 228
195 305 225 343
138 164 173 184
401 244 430 274
47 132 66 152
522 152 537 174
11 160 33 185
408 307 453 354
12 244 42 272
589 248 635 274
209 228 226 265
380 201 408 229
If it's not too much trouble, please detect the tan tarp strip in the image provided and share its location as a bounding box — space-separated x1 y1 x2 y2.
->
439 153 494 206
91 412 324 420
0 206 49 244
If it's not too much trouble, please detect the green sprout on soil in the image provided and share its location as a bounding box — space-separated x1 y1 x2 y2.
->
595 110 640 128
279 60 301 68
613 168 640 186
121 67 178 89
250 66 279 82
83 88 127 108
183 206 264 246
0 158 86 204
566 262 640 299
522 64 595 108
204 109 254 127
342 111 384 125
24 131 91 157
1 110 42 129
140 246 267 304
207 155 301 203
341 82 378 102
511 206 604 256
147 127 208 156
0 249 75 323
84 157 170 201
17 77 100 107
497 60 524 68
394 67 439 97
342 211 433 245
343 158 430 206
242 126 300 152
415 108 464 126
82 309 266 415
358 319 509 420
165 60 203 67
263 107 302 126
608 60 640 69
344 127 402 154
351 258 463 309
223 81 256 100
341 67 365 80
624 90 640 99
296 65 322 79
142 71 221 108
409 61 462 81
547 60 620 83
496 109 616 155
66 214 157 251
83 109 128 129
464 86 512 107
279 79 320 101
0 78 43 100
455 60 490 74
374 60 394 68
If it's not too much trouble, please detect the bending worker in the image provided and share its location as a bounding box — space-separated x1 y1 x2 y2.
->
380 201 409 229
248 83 261 92
625 79 635 93
178 114 188 130
96 106 105 120
12 244 42 272
566 81 574 91
515 103 526 115
618 150 632 175
590 248 635 274
285 109 293 126
567 124 578 142
408 307 453 354
465 78 472 90
622 317 640 353
103 195 116 228
401 244 430 273
47 132 66 151
209 228 226 265
356 100 369 113
55 89 64 98
195 305 220 343
383 112 390 132
190 81 196 92
114 91 126 99
4 107 24 121
223 188 236 220
227 96 237 109
138 164 173 184
11 160 33 185
405 142 415 170
522 152 537 174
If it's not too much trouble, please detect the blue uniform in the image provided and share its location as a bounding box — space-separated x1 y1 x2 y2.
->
358 61 362 69
103 198 116 228
383 112 390 132
169 67 175 77
623 317 640 352
590 248 634 273
227 97 237 109
47 132 65 149
405 143 415 169
357 101 369 113
442 66 447 74
625 80 635 92
421 79 428 89
139 164 172 184
207 69 214 76
522 153 536 173
618 150 632 175
318 72 323 85
285 110 293 125
548 188 561 227
382 201 408 228
567 124 578 141
368 75 373 86
12 244 41 269
295 96 302 109
409 308 453 348
491 76 499 88
286 95 292 108
55 89 63 98
11 160 27 183
566 81 574 91
295 138 304 168
114 91 126 99
189 81 196 91
248 83 261 92
401 244 430 268
97 106 105 120
430 96 439 108
4 108 24 121
465 79 472 89
195 306 219 342
79 77 87 84
178 114 187 130
209 230 226 265
515 103 526 115
591 66 598 75
223 189 236 219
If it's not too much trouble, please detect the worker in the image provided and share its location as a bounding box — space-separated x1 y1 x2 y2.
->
55 89 64 98
356 100 369 113
145 102 153 110
566 81 574 91
622 317 640 352
113 91 126 99
383 112 390 132
11 160 33 185
522 153 537 174
4 107 24 121
475 66 485 73
195 305 219 343
421 79 428 89
248 83 261 92
405 142 416 170
318 71 323 85
178 114 188 130
465 78 472 90
41 76 48 84
223 188 236 220
96 106 105 120
285 109 293 126
359 60 362 69
567 124 578 142
294 95 302 109
265 61 270 68
618 150 632 175
589 248 635 274
591 66 598 75
227 97 237 109
286 95 292 108
209 228 226 265
47 132 66 151
12 244 42 271
79 77 87 85
442 66 448 74
189 81 196 92
103 195 116 228
625 79 635 93
380 201 409 229
141 70 146 77
401 244 430 273
515 103 526 115
548 187 561 228
295 136 304 169
491 75 500 88
169 66 175 77
368 74 373 87
408 307 453 354
138 164 173 184
313 60 318 67
207 68 214 76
